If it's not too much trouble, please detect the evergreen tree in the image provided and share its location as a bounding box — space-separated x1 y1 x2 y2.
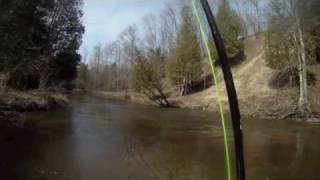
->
301 0 320 63
166 6 202 96
215 0 244 59
39 0 85 88
265 0 293 70
265 0 318 70
0 0 84 90
0 0 46 89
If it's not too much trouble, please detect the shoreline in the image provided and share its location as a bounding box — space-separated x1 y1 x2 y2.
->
0 89 318 128
0 91 69 128
93 90 320 122
83 36 320 122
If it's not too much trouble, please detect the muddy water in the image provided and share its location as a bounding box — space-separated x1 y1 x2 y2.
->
0 95 319 180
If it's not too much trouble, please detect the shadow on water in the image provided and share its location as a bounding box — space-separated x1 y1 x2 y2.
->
0 95 320 180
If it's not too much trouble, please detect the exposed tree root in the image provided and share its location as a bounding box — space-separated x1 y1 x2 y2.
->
263 105 319 122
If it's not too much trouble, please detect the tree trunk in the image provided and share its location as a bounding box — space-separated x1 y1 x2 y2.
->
316 45 320 63
204 75 206 90
157 88 170 107
0 72 9 93
296 18 311 118
39 73 49 89
180 78 186 96
146 88 170 108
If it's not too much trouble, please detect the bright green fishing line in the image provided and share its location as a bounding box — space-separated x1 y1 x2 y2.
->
191 1 232 180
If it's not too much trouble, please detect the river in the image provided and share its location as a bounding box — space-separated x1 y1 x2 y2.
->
0 95 319 180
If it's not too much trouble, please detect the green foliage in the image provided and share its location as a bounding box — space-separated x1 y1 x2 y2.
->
166 6 202 91
0 0 84 90
131 49 170 107
301 0 320 63
215 0 244 58
265 32 294 70
131 53 162 94
50 53 81 83
265 0 318 70
0 0 42 71
208 38 218 63
265 0 292 69
76 63 89 89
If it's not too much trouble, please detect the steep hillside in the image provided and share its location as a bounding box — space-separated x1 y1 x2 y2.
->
172 35 320 118
97 35 320 119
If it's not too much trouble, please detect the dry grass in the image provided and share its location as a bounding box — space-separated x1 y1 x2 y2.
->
98 35 320 119
173 35 320 118
0 91 69 112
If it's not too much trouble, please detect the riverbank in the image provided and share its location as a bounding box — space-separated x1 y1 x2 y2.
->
94 78 320 122
94 36 320 121
0 91 69 127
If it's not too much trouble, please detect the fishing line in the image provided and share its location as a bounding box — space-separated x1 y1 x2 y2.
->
191 0 232 180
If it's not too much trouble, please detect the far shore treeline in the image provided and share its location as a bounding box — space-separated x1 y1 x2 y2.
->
78 0 319 118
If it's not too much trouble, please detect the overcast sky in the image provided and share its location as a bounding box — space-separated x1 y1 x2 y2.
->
80 0 176 56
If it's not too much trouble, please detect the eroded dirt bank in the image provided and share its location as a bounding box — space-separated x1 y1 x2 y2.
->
95 36 320 121
0 91 69 127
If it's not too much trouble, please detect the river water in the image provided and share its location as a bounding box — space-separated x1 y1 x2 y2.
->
0 95 319 180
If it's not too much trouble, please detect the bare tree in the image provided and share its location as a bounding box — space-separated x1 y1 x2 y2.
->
159 3 179 55
233 0 249 36
289 0 311 117
143 14 160 51
265 0 314 119
113 40 122 91
249 0 262 34
118 25 140 91
90 44 103 90
119 25 140 65
81 47 89 63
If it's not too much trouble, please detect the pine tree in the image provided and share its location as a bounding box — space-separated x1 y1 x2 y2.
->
167 6 202 96
0 0 50 89
215 0 244 59
266 0 318 69
0 0 84 90
39 0 85 88
265 0 293 70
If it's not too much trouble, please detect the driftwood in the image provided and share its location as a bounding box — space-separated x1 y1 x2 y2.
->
261 104 319 122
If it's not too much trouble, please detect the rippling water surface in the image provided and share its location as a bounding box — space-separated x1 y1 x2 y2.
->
0 95 319 180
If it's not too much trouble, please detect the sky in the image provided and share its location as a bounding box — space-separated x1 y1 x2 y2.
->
79 0 253 57
80 0 175 56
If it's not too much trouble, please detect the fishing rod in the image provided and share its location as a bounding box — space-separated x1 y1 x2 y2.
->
192 0 246 180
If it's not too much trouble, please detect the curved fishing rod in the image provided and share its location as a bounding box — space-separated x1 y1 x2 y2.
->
192 0 246 180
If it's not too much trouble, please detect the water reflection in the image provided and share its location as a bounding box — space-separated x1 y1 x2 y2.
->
0 95 319 180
